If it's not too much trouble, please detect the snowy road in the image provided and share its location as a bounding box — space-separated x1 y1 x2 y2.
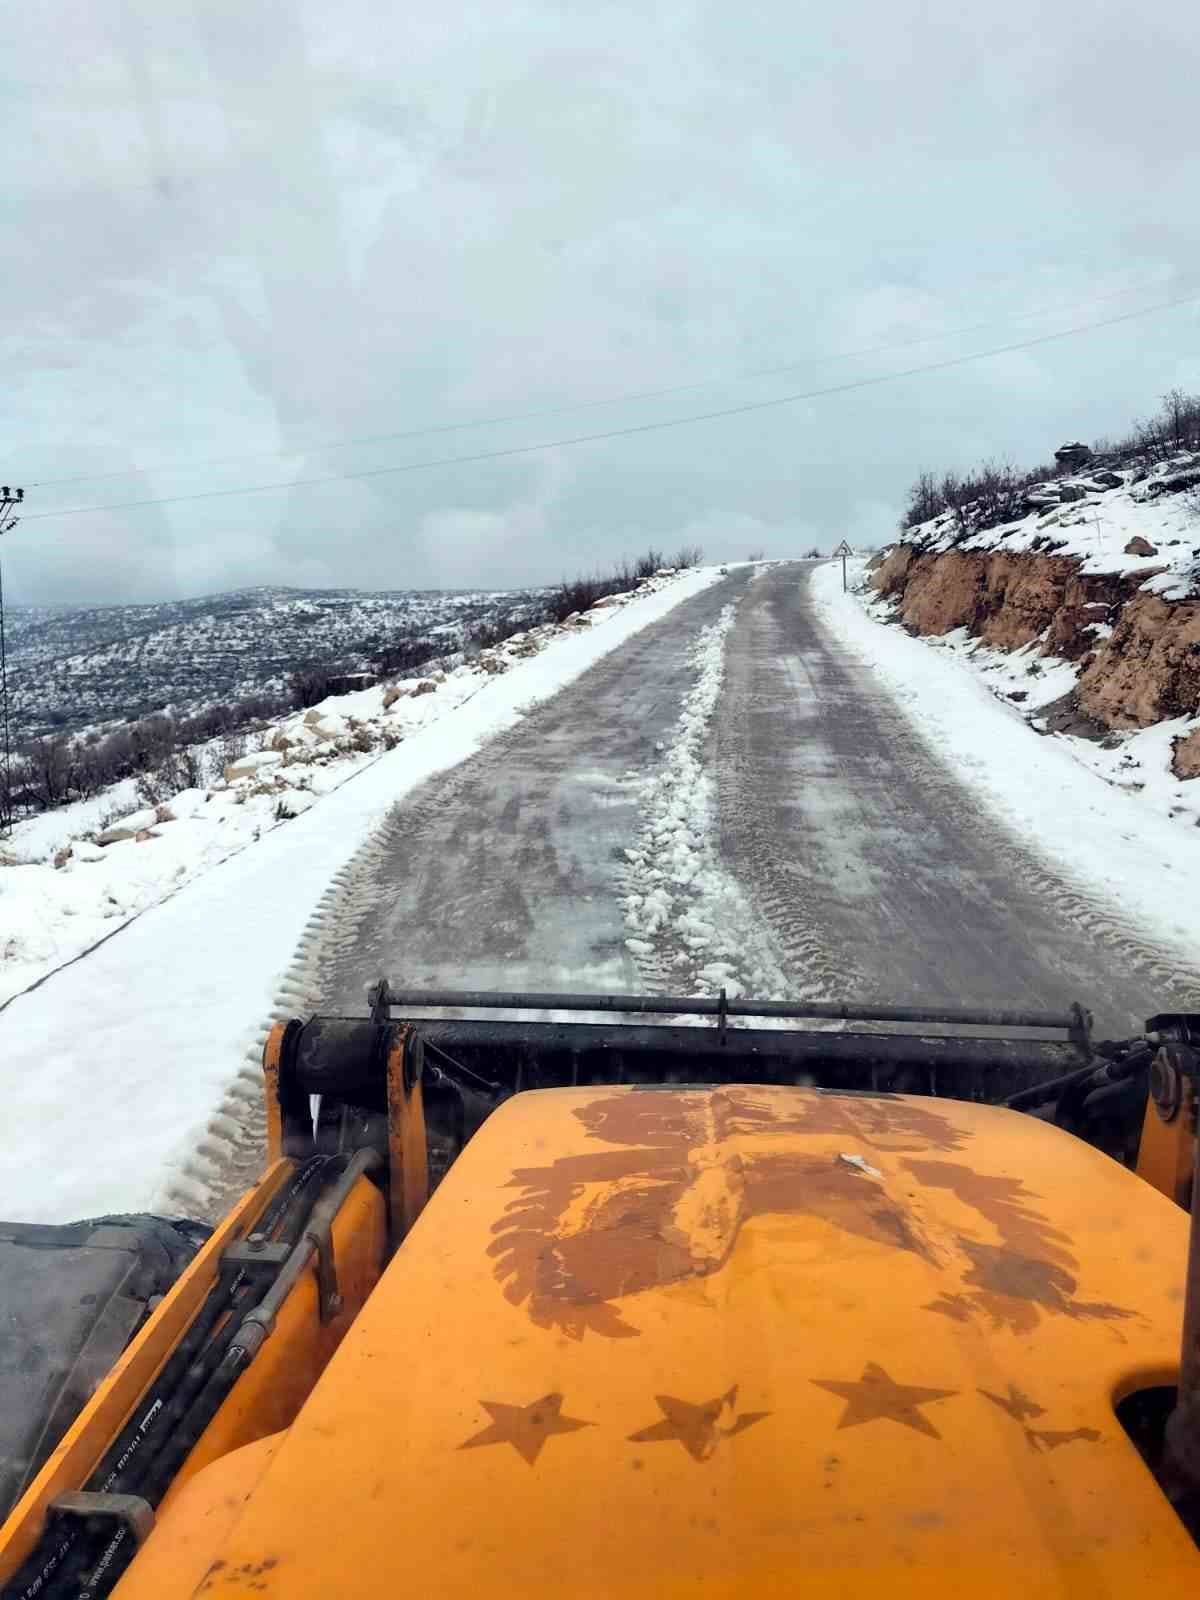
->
312 557 1193 1041
715 562 1196 1038
311 570 754 1010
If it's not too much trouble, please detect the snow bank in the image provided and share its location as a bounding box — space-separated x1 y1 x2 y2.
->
0 569 693 1007
814 560 1200 968
862 614 1200 833
0 566 722 1223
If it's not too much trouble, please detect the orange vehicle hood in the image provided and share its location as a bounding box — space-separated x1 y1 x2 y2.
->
120 1084 1197 1598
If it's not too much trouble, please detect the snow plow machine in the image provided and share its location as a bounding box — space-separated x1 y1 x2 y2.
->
2 982 1200 1598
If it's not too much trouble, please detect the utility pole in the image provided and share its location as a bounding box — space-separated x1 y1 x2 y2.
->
0 486 25 835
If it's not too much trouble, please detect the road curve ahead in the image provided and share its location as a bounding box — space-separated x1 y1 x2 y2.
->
714 561 1196 1038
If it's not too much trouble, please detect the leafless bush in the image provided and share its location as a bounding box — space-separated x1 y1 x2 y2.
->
901 458 1055 537
1099 388 1200 468
289 666 338 710
545 550 664 624
216 731 247 770
376 634 444 678
671 545 703 569
22 736 75 809
135 746 204 808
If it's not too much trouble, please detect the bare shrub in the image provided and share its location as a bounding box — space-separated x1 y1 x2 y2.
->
289 666 337 710
672 545 703 569
901 458 1055 537
1099 388 1200 468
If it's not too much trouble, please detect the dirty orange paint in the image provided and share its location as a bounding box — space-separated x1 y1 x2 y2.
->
9 1084 1194 1598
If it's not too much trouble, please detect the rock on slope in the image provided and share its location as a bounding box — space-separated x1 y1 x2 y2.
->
872 451 1200 777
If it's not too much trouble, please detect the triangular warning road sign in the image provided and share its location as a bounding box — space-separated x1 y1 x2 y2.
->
832 539 854 556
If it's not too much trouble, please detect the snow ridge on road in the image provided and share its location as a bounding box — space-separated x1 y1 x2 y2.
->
621 603 793 1000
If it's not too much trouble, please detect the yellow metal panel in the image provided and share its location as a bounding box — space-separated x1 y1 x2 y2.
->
119 1088 1200 1597
114 1436 284 1600
0 1161 294 1586
1137 1078 1195 1208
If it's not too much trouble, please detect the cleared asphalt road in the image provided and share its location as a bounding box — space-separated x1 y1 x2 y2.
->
312 560 1192 1040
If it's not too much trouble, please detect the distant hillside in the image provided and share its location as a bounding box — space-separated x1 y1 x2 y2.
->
6 583 548 737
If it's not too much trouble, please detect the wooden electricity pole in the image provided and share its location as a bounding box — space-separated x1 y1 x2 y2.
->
0 486 25 834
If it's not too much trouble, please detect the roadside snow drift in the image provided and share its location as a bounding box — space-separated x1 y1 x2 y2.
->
815 560 1200 973
0 567 721 1223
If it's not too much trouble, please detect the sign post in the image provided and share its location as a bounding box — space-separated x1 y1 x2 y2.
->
832 539 854 592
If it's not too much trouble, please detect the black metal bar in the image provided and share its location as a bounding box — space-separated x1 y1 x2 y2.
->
407 1018 1084 1070
282 1018 1086 1104
378 985 1080 1034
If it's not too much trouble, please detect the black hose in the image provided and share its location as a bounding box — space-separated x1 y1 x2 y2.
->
1005 1061 1099 1111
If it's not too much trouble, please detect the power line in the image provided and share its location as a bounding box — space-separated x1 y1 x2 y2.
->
22 289 1200 527
22 276 1178 491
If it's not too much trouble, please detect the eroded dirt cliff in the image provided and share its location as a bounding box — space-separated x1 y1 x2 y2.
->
871 545 1200 775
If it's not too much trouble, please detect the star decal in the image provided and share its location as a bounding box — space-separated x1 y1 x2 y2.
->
459 1393 593 1465
811 1362 958 1440
628 1385 770 1461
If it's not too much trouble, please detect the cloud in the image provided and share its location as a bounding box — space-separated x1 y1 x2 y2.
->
3 0 1198 603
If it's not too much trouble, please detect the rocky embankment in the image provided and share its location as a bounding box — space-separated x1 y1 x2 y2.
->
871 451 1200 778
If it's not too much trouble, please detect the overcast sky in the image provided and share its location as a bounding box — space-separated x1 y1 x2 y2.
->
3 0 1198 604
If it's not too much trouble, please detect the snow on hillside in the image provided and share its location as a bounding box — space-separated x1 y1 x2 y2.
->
873 451 1200 827
903 451 1200 598
5 582 548 736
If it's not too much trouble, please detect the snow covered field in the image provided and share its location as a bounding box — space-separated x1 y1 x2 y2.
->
816 560 1200 963
0 566 720 1223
